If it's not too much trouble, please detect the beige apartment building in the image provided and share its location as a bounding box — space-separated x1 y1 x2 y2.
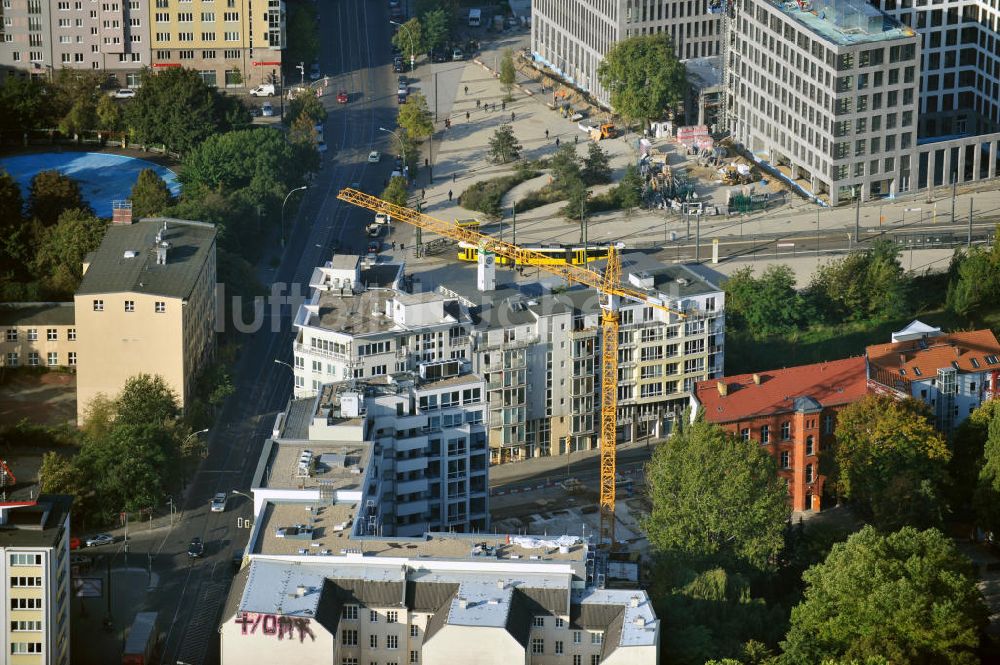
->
0 496 73 665
149 0 284 88
0 303 77 371
73 215 217 423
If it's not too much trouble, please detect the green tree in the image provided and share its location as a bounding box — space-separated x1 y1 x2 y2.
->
129 168 174 218
27 170 91 226
32 208 106 297
288 114 319 149
382 176 408 207
562 179 589 221
58 99 97 136
581 142 612 185
0 77 59 133
499 48 516 101
392 18 423 63
781 526 986 665
807 240 909 322
549 144 582 194
946 244 1000 317
95 94 123 133
124 67 234 154
422 8 449 51
645 415 789 571
830 395 950 530
597 33 686 127
284 4 319 73
488 123 522 164
947 399 1000 515
397 93 434 141
615 163 643 213
724 265 806 337
285 93 326 128
973 402 1000 536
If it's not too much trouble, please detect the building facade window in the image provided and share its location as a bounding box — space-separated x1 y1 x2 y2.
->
386 610 398 623
46 329 57 341
531 637 544 654
27 353 39 366
47 352 58 366
805 464 814 483
93 299 104 311
155 301 165 313
369 610 378 622
9 554 41 566
780 451 790 469
342 604 358 620
532 616 545 628
341 629 357 646
6 353 17 367
780 421 790 440
387 634 399 649
760 424 769 444
591 631 603 644
805 435 814 456
26 329 37 341
555 640 564 655
68 352 77 366
125 300 135 312
740 428 750 441
4 330 15 342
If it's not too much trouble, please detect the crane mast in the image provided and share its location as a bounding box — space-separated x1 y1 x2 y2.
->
336 188 683 547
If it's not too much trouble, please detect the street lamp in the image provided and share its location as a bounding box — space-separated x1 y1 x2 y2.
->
280 186 308 248
231 489 253 500
389 19 415 72
274 358 294 372
379 126 407 178
296 61 305 86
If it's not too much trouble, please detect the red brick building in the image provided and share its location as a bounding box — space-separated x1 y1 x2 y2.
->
691 357 869 512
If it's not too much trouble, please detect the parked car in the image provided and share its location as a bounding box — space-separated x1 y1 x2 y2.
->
452 47 464 61
430 49 448 63
367 240 381 254
317 140 328 153
261 102 275 117
249 83 275 97
187 537 205 558
85 533 114 547
337 89 349 104
112 88 136 99
309 62 321 80
70 536 82 550
397 92 407 104
368 151 381 163
397 76 407 95
248 107 262 118
393 56 404 72
210 492 227 512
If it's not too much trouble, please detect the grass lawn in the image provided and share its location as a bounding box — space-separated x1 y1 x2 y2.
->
726 307 1000 375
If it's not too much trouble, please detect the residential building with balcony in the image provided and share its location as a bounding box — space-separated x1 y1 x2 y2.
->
531 0 722 106
148 0 284 89
0 303 77 371
0 0 150 84
691 356 869 512
223 410 658 664
73 215 217 423
0 495 73 665
865 320 1000 434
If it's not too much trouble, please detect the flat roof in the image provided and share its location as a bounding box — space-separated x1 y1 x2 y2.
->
0 303 75 327
419 373 484 389
312 289 397 334
771 0 914 47
263 442 371 491
76 218 216 299
0 495 73 549
254 501 360 555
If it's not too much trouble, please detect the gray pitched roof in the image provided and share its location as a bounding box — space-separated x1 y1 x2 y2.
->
504 588 533 648
517 586 568 617
0 303 75 327
421 590 459 643
314 579 345 635
76 218 216 299
570 603 623 630
219 565 252 627
406 581 460 612
600 606 627 660
330 579 405 607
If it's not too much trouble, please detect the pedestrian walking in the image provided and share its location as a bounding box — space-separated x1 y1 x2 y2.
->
501 101 506 111
464 85 469 95
466 111 470 121
492 102 497 112
511 112 515 122
424 158 429 167
555 137 560 146
421 188 426 199
477 99 481 109
574 135 578 144
392 241 397 250
448 189 453 201
401 242 405 250
452 173 456 183
545 129 549 139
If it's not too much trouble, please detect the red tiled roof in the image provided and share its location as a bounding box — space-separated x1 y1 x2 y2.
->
866 329 1000 378
695 356 868 423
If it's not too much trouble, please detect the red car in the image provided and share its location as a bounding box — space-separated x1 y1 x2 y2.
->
337 90 348 104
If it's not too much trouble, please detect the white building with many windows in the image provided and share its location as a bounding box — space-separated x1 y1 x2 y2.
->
0 495 73 665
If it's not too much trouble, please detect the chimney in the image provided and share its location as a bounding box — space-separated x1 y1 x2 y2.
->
295 585 307 597
111 200 133 225
458 597 468 610
634 616 646 628
156 241 170 265
497 580 505 590
717 381 728 397
629 596 640 608
752 373 762 385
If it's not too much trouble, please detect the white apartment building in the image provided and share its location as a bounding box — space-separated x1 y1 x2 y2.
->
222 420 659 665
865 320 1000 434
293 255 724 464
0 496 73 665
265 367 489 537
531 0 722 105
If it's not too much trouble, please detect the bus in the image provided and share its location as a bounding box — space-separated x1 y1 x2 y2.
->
455 218 481 233
456 241 620 266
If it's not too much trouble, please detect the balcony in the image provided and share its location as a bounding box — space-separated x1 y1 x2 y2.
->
397 477 429 494
396 498 429 517
294 342 352 363
396 457 428 474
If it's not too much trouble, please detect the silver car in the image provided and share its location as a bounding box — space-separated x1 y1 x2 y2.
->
210 492 227 512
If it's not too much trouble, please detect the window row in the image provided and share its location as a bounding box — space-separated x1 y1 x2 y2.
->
5 352 76 367
94 299 166 313
5 328 76 342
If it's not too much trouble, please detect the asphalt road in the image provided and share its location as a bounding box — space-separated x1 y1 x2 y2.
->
69 3 404 664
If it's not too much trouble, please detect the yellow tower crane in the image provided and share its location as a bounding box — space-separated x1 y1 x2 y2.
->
336 188 683 546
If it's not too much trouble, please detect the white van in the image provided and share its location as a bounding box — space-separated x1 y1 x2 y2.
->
249 83 275 97
468 8 481 26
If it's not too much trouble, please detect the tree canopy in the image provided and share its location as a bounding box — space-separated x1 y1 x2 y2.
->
830 395 950 530
130 168 174 218
781 525 986 665
488 123 522 164
596 33 687 126
285 93 326 128
27 170 91 226
382 176 409 207
645 415 789 570
946 235 1000 317
499 48 516 100
422 8 449 51
581 142 612 185
397 93 434 141
124 67 241 154
724 265 807 338
392 18 424 60
973 401 1000 536
32 208 106 297
806 240 909 322
283 4 319 74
